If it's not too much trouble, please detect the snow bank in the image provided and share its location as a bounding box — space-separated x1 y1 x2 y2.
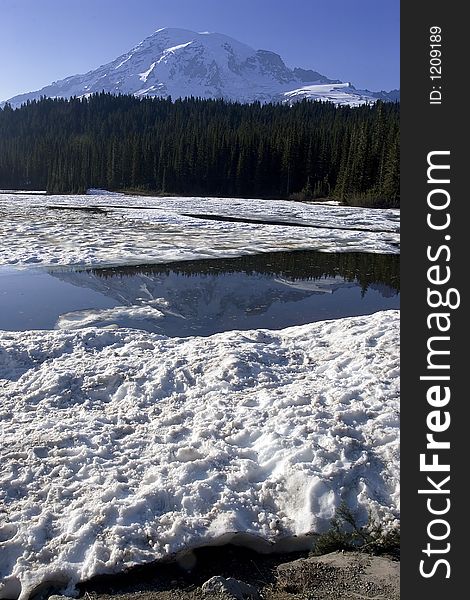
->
0 195 399 268
0 311 400 599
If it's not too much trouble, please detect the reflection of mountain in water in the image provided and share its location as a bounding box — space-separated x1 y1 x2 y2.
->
51 250 399 336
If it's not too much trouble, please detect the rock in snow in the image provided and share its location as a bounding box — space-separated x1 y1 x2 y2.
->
202 576 260 600
0 311 399 599
2 28 398 108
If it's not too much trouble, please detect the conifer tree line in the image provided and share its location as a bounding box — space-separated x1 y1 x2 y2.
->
0 93 399 206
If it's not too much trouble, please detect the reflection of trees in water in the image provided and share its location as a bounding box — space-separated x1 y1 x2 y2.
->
83 250 399 294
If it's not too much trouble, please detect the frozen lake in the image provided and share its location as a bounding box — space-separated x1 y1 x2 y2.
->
0 193 399 268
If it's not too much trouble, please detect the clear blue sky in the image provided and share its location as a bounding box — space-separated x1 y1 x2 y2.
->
0 0 399 101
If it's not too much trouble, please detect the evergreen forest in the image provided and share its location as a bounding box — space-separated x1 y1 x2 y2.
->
0 94 399 207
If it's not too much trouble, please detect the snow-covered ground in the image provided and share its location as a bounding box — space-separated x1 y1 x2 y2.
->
0 194 399 267
0 311 399 599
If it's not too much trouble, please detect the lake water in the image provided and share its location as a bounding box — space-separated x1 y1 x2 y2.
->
0 250 399 336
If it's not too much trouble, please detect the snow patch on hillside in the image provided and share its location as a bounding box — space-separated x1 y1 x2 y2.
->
282 83 379 107
139 62 156 82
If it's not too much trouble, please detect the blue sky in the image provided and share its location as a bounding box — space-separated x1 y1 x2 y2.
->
0 0 399 101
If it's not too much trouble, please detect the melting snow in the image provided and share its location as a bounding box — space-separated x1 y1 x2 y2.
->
0 311 399 599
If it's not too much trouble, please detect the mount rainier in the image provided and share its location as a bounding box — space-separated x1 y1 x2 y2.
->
3 28 399 108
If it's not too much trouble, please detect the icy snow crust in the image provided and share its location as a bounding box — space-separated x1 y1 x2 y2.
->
0 194 399 267
0 311 399 599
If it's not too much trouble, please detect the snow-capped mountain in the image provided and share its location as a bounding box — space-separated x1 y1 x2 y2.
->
3 28 398 108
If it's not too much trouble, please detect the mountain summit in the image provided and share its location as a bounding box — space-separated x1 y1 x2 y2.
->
4 28 398 107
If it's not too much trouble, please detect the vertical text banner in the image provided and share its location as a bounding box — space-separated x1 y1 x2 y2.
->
401 2 466 598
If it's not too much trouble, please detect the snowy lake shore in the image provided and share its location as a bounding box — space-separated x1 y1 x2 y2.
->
0 194 399 598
